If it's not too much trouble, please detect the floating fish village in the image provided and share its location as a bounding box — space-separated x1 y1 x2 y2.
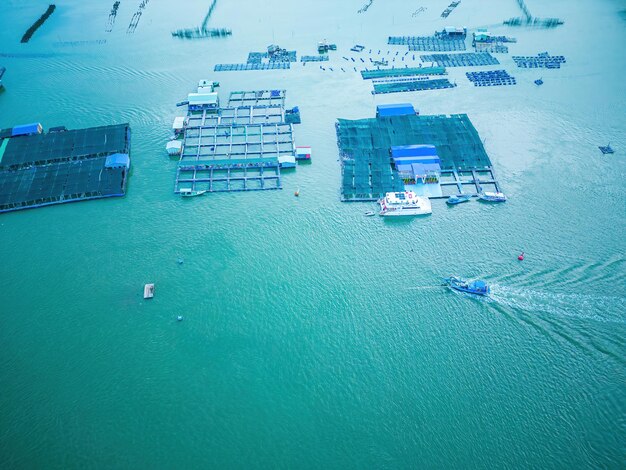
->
1 1 625 468
0 0 618 269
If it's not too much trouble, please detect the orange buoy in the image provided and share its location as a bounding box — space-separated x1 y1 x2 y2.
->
518 252 524 261
294 189 300 197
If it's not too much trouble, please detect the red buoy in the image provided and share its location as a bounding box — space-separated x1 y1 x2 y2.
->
518 252 524 261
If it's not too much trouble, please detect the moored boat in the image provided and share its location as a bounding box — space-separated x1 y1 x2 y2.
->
378 191 432 216
446 194 472 205
478 191 507 202
442 276 490 296
180 188 207 197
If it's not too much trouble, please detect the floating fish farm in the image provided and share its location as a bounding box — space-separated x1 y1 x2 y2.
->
214 62 290 72
388 36 466 52
421 52 499 67
0 123 131 213
171 84 305 194
227 90 286 107
466 70 516 86
512 53 566 68
361 66 445 79
215 45 296 72
301 55 329 62
372 79 456 94
337 110 500 201
441 0 461 18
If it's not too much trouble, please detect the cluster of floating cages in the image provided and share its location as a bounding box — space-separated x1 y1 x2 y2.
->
512 52 566 68
407 39 466 52
421 52 499 67
301 55 329 62
248 50 297 63
388 36 466 52
372 79 456 94
474 43 509 54
215 45 296 72
466 70 516 87
361 66 445 79
214 62 290 72
441 0 461 18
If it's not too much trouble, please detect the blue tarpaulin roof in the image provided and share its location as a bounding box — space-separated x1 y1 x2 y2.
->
393 156 441 166
391 144 437 157
377 103 416 117
12 123 42 137
105 153 130 168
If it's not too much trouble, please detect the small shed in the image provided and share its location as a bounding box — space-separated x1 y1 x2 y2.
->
11 123 43 137
278 154 296 168
166 140 183 156
172 117 185 134
187 92 219 110
376 103 416 118
295 146 311 160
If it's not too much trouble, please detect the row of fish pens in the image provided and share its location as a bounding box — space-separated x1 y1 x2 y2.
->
512 53 566 68
420 52 499 67
466 70 516 87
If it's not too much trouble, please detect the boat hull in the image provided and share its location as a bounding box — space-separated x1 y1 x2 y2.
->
379 208 432 216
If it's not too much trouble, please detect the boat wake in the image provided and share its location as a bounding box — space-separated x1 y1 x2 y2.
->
489 284 626 325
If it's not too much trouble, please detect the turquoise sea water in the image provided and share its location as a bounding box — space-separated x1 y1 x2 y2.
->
1 0 625 468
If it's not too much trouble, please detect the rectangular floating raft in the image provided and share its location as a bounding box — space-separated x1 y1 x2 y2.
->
421 52 499 67
373 79 456 94
214 62 290 72
0 123 131 213
361 66 445 79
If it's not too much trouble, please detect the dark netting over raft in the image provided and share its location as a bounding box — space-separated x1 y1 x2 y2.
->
336 114 492 201
0 124 131 213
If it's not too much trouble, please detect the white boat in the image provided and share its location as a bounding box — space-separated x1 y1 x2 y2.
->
378 191 432 216
478 191 507 202
180 188 207 197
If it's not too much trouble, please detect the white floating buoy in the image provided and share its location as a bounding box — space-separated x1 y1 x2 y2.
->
177 316 183 322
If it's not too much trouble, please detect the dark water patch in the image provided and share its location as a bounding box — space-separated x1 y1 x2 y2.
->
21 4 56 43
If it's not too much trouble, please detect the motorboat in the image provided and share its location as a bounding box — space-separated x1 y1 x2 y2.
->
364 211 376 217
442 276 490 296
478 191 507 202
180 188 207 197
378 191 432 216
446 194 472 205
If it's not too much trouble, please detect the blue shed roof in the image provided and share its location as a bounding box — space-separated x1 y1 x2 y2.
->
12 123 42 137
377 103 416 117
105 153 130 168
391 144 437 157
